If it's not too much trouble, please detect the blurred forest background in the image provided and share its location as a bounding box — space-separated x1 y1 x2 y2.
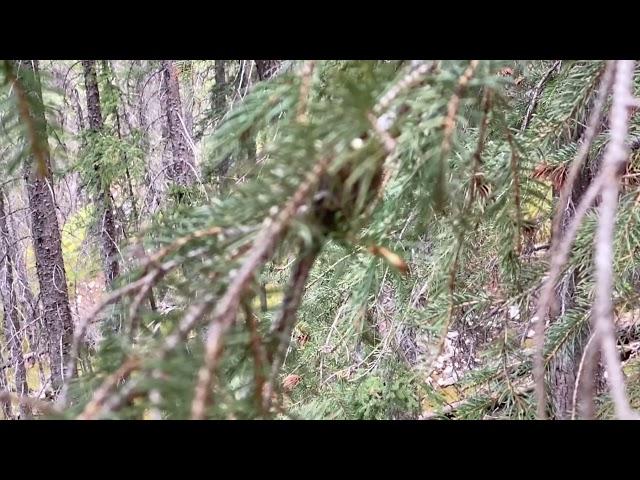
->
1 59 639 420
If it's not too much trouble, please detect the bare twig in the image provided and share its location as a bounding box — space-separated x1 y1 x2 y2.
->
520 60 562 131
592 60 639 420
531 62 616 419
550 61 614 259
533 173 605 418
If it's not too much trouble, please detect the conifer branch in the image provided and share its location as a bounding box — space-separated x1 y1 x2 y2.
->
263 244 320 412
77 356 140 420
243 304 268 415
190 155 333 419
442 60 480 156
2 60 48 177
296 61 316 124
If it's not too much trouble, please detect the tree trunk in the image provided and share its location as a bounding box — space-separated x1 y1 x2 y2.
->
0 353 10 418
548 157 593 419
254 60 281 81
160 60 196 186
69 86 85 133
0 190 31 418
82 60 120 287
214 60 226 115
17 60 74 394
183 61 194 137
212 61 233 181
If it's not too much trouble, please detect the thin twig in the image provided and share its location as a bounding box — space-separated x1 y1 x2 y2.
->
550 62 615 258
520 60 562 131
592 60 639 420
531 64 615 419
533 173 606 418
442 61 480 156
373 61 436 115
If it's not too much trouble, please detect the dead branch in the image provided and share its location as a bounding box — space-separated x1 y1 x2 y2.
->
296 61 316 124
592 60 639 420
533 173 605 418
549 62 614 252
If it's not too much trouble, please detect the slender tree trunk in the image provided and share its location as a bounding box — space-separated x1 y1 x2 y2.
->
183 61 194 136
213 61 233 182
101 60 140 231
16 60 74 394
82 60 120 287
0 190 31 418
160 60 196 186
214 60 226 115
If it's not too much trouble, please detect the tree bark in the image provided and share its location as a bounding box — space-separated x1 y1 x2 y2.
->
214 60 226 114
254 60 281 81
17 60 74 394
160 60 196 186
82 60 120 287
213 60 233 181
548 151 594 419
0 190 31 418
